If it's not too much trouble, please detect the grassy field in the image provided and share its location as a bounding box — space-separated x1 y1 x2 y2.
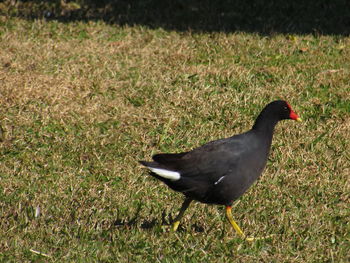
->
0 4 349 262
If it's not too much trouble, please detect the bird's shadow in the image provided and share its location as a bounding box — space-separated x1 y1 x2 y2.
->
113 204 205 232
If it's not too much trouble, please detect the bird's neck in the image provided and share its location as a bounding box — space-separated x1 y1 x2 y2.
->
251 112 279 143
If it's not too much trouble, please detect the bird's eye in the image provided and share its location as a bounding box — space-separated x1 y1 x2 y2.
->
284 106 288 111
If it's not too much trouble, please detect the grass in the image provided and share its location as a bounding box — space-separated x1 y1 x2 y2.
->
0 6 349 263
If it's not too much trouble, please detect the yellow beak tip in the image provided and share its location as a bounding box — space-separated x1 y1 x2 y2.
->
296 118 302 122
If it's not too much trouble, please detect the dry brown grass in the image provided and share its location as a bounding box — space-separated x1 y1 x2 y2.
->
0 16 349 262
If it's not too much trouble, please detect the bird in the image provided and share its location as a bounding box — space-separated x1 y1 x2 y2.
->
139 100 301 241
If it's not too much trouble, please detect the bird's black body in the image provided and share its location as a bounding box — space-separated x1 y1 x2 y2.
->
140 100 301 238
140 100 296 206
141 131 269 206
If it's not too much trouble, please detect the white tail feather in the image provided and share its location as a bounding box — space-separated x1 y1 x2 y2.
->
149 167 180 181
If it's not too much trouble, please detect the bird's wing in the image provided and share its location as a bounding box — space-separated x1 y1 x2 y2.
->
151 136 246 182
152 152 188 168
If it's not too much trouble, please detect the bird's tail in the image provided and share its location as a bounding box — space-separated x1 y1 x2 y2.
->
139 161 181 181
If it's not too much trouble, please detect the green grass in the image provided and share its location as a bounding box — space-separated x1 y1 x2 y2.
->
0 10 349 263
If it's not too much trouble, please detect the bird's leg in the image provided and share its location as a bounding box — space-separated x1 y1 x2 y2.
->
225 206 247 238
172 198 192 231
225 206 274 242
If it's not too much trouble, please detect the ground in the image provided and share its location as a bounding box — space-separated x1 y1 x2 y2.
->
0 1 349 262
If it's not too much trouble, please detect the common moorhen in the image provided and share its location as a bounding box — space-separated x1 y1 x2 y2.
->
140 100 301 241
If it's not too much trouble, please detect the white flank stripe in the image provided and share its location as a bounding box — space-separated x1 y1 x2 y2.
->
149 167 180 181
214 176 225 185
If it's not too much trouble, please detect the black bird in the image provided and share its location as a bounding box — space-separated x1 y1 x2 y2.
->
140 100 301 240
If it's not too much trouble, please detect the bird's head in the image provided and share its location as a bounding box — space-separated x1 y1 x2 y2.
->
281 101 302 122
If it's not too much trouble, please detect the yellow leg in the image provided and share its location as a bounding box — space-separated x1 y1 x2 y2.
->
225 206 246 238
172 198 192 231
225 206 274 242
172 221 180 232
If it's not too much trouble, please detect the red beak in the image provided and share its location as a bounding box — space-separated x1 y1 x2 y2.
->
289 110 302 122
286 102 302 122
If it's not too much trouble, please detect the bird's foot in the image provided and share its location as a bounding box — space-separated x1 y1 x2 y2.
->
172 221 180 231
244 234 275 242
159 221 180 232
